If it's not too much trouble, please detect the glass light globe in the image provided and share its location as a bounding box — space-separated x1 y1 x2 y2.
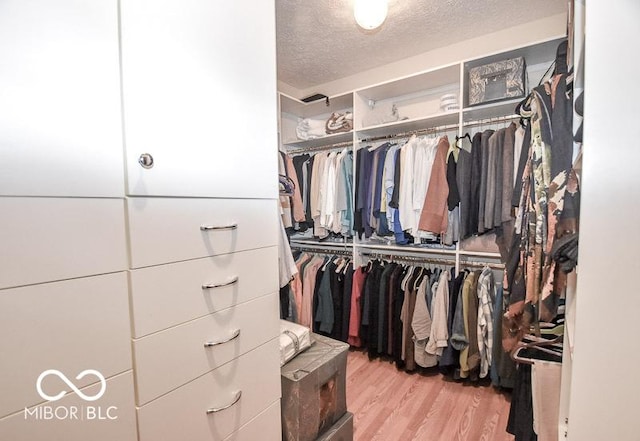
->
354 0 388 30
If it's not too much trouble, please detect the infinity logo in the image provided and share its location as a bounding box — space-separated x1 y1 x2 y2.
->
36 369 107 402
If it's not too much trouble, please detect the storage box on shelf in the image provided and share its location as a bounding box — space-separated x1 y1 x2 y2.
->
462 36 567 122
280 93 354 149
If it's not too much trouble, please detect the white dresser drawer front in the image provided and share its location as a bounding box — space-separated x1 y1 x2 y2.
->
127 197 278 268
0 197 127 289
134 293 279 405
0 273 132 417
130 247 278 337
222 400 281 441
137 338 281 441
0 371 137 441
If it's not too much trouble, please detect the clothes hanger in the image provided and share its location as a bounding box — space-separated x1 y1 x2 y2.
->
365 259 373 272
510 334 563 365
455 133 471 149
511 345 562 366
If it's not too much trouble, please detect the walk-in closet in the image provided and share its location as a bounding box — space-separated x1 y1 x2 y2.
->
1 1 639 441
276 1 638 440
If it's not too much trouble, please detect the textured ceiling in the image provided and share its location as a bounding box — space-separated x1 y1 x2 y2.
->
276 0 566 89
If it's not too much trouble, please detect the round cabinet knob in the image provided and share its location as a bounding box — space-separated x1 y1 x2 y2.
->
138 153 154 169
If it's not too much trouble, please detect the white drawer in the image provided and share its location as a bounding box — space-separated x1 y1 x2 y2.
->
0 273 132 417
0 371 137 441
0 197 127 289
127 197 278 268
137 338 281 441
134 293 279 405
129 247 279 337
222 400 281 441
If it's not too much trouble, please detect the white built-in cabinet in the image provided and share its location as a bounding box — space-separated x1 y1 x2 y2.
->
0 0 125 198
0 1 281 440
120 0 278 198
279 36 566 268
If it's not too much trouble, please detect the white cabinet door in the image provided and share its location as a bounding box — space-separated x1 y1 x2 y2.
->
120 0 278 198
0 0 124 197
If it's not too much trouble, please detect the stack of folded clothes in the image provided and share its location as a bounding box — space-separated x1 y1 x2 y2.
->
296 111 353 140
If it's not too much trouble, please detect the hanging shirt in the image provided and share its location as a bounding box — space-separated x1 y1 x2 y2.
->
412 137 439 238
426 270 451 357
412 275 438 368
384 144 400 225
477 130 495 234
335 149 354 236
285 154 306 223
501 123 517 223
348 266 367 347
477 267 496 379
372 144 392 236
320 151 337 229
418 136 450 234
513 126 525 187
330 151 344 233
279 151 293 228
399 136 417 234
358 148 375 238
310 153 327 238
301 256 325 327
278 216 298 288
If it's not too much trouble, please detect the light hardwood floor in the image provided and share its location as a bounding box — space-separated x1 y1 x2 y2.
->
346 350 515 441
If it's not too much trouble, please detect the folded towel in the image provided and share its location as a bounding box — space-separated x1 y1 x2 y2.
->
296 118 327 140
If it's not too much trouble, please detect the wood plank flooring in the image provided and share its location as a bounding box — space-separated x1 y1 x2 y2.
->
346 350 515 441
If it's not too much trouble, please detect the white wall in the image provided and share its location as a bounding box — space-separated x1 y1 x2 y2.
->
278 13 566 98
568 1 640 440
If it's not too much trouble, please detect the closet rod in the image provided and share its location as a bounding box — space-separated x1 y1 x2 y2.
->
286 140 353 155
290 243 353 256
291 239 352 247
461 114 521 130
359 123 459 143
459 260 505 270
359 114 522 144
361 251 455 266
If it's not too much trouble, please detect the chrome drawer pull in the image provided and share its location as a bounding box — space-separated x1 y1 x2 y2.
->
200 223 238 231
204 329 241 348
206 390 242 414
202 276 238 290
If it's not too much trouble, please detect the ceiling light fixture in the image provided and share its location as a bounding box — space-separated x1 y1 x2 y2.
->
354 0 388 30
